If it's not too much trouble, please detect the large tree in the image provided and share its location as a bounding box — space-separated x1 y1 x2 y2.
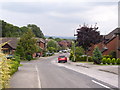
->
1 20 44 38
47 40 58 52
76 24 103 52
16 30 38 60
27 24 44 38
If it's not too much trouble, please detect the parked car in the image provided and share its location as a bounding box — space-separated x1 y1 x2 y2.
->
58 55 67 63
46 52 54 56
6 54 13 59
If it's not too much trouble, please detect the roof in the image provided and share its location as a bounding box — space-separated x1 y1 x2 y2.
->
105 28 120 40
36 38 46 43
0 37 19 49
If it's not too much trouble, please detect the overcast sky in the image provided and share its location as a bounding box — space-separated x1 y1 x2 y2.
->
0 0 119 37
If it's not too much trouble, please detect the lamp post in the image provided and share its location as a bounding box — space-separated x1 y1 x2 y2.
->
74 29 77 62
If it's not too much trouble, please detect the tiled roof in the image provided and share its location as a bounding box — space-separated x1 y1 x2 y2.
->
0 37 19 49
36 38 46 43
105 28 120 40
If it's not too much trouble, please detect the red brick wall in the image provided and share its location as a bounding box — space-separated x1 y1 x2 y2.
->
88 36 120 58
103 37 117 55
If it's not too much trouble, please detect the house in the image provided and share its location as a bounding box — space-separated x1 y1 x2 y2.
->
0 37 46 57
36 38 46 56
88 28 120 58
0 38 18 55
58 40 72 48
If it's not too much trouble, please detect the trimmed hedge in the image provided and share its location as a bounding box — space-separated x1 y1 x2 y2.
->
101 58 120 65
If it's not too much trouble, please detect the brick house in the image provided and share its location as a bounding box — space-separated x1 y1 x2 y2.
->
36 38 46 56
88 28 120 58
58 40 72 48
0 37 46 57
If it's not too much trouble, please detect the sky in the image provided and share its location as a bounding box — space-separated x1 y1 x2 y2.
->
0 0 119 37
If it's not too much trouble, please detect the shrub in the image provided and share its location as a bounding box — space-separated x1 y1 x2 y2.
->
88 56 93 62
116 58 120 65
106 58 111 65
102 58 106 64
26 55 33 61
75 55 80 62
93 47 102 64
10 61 19 75
79 56 87 61
103 55 112 59
69 51 74 61
109 51 116 58
111 58 116 65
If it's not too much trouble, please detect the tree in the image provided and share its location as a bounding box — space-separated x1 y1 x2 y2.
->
76 24 103 61
1 20 44 38
76 24 103 53
93 46 102 64
47 40 58 52
27 24 44 38
16 30 38 60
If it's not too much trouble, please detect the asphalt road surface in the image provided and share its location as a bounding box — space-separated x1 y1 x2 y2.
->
10 53 118 89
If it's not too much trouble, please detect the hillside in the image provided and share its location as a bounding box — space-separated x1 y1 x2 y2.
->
0 20 44 38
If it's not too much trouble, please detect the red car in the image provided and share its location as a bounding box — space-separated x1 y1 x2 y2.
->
58 55 67 63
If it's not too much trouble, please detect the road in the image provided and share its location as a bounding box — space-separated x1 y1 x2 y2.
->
10 53 118 89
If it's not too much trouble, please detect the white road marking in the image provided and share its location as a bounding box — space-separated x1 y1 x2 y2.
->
92 80 110 89
35 65 42 88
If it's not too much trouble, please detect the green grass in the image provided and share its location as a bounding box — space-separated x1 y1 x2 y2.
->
75 61 94 64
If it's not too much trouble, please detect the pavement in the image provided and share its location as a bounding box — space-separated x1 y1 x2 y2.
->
67 61 119 75
10 53 119 88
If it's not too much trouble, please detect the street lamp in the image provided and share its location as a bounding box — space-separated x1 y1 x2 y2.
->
74 29 77 62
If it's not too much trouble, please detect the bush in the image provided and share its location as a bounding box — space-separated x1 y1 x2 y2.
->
103 55 112 59
75 55 80 61
111 58 116 65
69 51 73 60
93 47 102 64
10 61 19 75
71 56 75 62
88 56 93 62
79 56 87 61
102 58 107 64
116 58 120 65
26 55 33 61
106 58 111 65
109 51 116 58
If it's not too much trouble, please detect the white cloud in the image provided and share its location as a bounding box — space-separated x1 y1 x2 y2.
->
0 1 118 37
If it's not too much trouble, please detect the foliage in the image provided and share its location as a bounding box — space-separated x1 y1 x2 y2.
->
103 55 112 59
1 20 44 38
47 40 58 52
111 58 116 65
102 58 107 64
106 58 111 65
75 47 85 56
93 47 102 64
0 53 11 89
109 51 116 58
116 58 120 65
69 46 85 62
76 25 103 51
54 38 63 42
16 30 38 60
88 56 93 62
27 24 44 38
69 51 74 60
0 42 20 89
